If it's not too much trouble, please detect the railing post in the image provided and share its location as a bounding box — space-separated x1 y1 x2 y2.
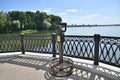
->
20 33 25 54
51 33 56 57
94 34 100 65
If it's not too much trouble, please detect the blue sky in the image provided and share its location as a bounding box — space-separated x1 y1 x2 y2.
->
0 0 120 25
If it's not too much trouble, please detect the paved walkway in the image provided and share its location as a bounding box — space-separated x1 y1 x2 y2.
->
0 52 120 80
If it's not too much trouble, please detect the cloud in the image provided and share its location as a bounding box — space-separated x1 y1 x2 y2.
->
80 14 101 19
43 8 51 13
103 17 117 19
62 14 102 25
79 9 83 12
62 13 120 25
32 10 37 13
60 12 67 16
103 17 120 24
66 9 78 12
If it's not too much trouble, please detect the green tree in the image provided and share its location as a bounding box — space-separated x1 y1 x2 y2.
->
3 20 12 33
49 14 62 30
11 20 20 32
0 11 7 21
1 10 62 33
0 11 7 33
8 11 26 29
0 19 4 33
24 11 36 30
43 19 51 30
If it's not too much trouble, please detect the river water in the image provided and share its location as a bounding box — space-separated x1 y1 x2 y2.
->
65 26 120 37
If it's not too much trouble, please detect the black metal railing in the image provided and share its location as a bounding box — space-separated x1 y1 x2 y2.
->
99 36 120 67
0 35 21 53
24 34 53 54
0 34 120 67
63 35 94 60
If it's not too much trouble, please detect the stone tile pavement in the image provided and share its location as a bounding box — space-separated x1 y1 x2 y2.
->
0 52 120 80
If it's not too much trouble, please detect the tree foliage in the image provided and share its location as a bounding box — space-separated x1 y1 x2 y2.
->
0 10 62 33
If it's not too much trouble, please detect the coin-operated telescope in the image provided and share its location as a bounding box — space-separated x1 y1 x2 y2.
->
49 22 73 77
56 22 67 32
55 22 67 63
56 22 67 43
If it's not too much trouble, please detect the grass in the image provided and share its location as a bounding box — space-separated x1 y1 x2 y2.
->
0 30 55 35
20 30 55 34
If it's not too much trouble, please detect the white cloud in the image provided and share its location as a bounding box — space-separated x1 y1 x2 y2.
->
64 15 120 25
61 14 102 25
103 17 117 19
60 12 67 16
79 9 83 12
80 14 101 19
103 16 120 24
32 10 37 13
60 11 120 25
43 8 51 13
66 9 78 12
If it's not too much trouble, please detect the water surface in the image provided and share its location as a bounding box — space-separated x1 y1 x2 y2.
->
65 26 120 37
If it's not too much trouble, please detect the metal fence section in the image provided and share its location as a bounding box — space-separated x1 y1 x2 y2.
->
99 36 120 67
0 34 120 67
24 34 53 54
63 35 94 60
0 35 21 53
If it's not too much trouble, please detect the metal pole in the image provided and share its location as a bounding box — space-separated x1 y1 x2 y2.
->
94 34 100 65
51 33 56 57
20 33 25 54
58 30 63 63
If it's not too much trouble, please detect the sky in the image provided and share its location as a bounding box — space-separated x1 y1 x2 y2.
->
0 0 120 25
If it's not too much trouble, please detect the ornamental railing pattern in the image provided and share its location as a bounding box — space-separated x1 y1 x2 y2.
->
23 34 52 53
99 36 120 67
0 34 120 67
0 35 21 52
63 35 94 60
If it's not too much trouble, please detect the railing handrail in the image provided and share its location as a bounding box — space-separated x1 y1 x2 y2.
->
65 35 94 38
101 36 120 39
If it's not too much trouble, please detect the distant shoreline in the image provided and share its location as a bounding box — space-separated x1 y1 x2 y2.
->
67 24 120 27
